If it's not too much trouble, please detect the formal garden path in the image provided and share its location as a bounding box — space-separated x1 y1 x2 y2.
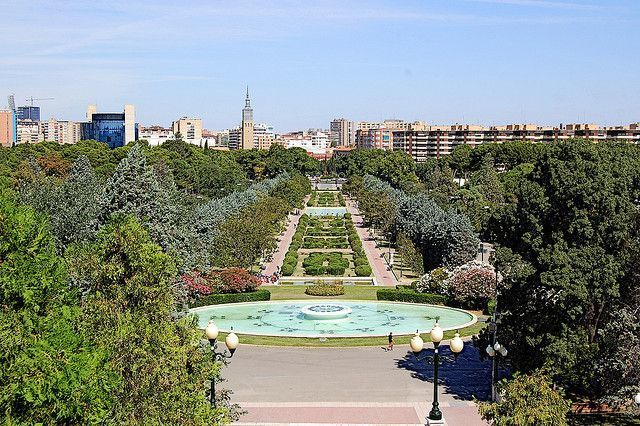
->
227 345 489 425
263 196 310 277
345 197 398 287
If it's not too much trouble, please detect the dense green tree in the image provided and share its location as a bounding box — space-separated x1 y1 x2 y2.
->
479 370 571 426
68 216 228 424
0 190 114 424
335 149 417 187
492 140 640 401
213 196 289 269
47 155 103 247
469 154 504 204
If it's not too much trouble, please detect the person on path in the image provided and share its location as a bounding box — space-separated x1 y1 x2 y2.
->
387 332 394 351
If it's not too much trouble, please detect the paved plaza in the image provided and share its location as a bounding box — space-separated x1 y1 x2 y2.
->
225 344 492 425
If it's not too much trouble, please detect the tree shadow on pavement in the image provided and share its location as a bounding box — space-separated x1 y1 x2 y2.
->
396 346 505 401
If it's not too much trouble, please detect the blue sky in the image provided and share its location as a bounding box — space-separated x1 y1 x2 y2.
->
1 0 638 132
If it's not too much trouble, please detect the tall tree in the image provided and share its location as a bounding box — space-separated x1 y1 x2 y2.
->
68 216 230 424
0 190 113 424
493 140 640 401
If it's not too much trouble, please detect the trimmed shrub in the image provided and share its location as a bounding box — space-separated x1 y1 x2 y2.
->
354 265 372 276
376 288 447 305
281 262 295 276
305 284 345 296
344 212 351 219
353 256 369 267
189 288 271 307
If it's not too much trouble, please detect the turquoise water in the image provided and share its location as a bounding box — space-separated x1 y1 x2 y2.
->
305 207 347 216
191 300 476 338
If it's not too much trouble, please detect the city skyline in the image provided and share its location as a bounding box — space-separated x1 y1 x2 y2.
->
2 0 639 132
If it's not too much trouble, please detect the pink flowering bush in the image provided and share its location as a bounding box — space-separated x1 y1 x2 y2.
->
209 268 260 294
447 261 496 310
181 270 213 301
181 267 261 303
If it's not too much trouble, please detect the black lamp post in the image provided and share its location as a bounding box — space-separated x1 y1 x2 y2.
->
410 322 465 424
205 321 240 408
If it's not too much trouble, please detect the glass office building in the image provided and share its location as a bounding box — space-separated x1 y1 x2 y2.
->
17 106 40 122
82 105 137 149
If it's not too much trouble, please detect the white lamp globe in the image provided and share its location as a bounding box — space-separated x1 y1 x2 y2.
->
486 345 496 357
410 333 424 353
494 342 501 352
225 332 239 351
205 322 219 341
430 323 444 344
634 392 640 405
499 346 508 357
450 332 464 354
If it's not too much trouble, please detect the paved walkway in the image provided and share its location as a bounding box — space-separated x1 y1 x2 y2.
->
225 345 491 425
263 196 310 276
345 198 398 287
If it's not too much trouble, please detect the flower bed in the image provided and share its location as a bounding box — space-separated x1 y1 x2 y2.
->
305 283 345 296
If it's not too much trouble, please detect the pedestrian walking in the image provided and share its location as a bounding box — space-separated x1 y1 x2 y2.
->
387 332 394 351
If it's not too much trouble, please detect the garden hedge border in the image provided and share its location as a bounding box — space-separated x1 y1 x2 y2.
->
376 288 447 305
189 289 271 307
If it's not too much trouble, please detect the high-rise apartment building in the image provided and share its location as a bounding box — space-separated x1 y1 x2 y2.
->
391 122 640 161
17 106 41 122
241 87 254 150
16 120 41 144
355 120 426 150
0 109 17 147
172 117 202 142
41 119 82 144
330 118 354 147
82 104 137 148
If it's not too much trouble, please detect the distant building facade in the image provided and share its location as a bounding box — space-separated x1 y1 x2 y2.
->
172 117 202 142
0 109 17 147
41 119 82 144
241 88 254 150
17 106 41 122
330 118 354 147
82 104 137 149
391 122 640 161
16 120 41 144
139 126 173 146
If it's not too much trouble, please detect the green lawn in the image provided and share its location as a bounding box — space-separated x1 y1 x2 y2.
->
217 286 487 347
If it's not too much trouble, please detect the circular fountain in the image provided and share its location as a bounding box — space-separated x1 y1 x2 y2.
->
300 304 352 320
191 300 477 338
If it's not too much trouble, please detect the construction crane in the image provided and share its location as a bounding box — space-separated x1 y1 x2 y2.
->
25 97 54 107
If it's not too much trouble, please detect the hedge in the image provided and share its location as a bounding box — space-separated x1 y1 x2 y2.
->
189 289 271 307
376 288 447 305
354 265 372 276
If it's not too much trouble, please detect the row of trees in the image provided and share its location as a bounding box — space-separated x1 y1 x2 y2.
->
345 174 480 273
0 139 321 199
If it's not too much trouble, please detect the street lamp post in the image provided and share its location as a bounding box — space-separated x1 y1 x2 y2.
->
205 321 240 408
410 322 465 425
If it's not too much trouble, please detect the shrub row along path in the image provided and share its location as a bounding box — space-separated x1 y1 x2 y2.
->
226 344 489 425
263 195 310 277
345 196 398 287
